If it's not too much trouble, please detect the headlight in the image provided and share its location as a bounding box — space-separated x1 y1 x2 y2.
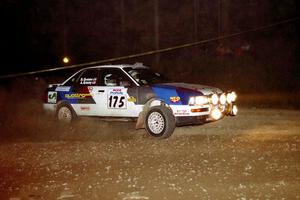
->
189 96 209 105
211 94 219 105
220 93 226 105
195 96 209 105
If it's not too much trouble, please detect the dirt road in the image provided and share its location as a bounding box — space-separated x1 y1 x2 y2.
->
0 106 299 199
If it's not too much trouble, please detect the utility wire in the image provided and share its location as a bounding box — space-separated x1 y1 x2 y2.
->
0 16 299 79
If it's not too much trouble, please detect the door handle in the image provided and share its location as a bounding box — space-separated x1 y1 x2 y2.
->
98 90 105 93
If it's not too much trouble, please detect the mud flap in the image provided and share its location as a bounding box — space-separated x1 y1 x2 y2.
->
135 111 145 129
135 99 165 130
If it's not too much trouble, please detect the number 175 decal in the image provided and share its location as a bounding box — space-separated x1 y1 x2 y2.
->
108 89 127 109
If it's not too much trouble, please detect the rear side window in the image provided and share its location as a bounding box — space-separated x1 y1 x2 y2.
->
77 69 100 86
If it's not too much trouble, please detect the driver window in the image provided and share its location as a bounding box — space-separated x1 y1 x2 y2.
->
100 68 132 87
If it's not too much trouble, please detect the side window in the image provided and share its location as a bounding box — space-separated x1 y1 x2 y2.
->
63 71 82 86
77 69 99 86
100 68 132 87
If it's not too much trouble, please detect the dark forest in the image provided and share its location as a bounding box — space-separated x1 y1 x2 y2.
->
1 0 299 92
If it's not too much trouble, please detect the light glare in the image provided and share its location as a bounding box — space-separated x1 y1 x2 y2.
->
231 91 237 102
63 57 70 64
195 96 208 105
211 108 222 120
232 105 238 115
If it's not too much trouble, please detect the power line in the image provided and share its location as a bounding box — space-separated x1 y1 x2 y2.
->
0 16 299 80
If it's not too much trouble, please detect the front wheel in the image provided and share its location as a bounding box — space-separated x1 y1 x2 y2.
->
145 106 175 138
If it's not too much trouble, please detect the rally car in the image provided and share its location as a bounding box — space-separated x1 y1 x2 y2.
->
43 63 237 138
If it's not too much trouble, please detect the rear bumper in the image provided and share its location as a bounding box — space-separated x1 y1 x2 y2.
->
43 103 56 112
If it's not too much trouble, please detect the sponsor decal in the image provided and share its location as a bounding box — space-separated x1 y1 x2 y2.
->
65 93 92 99
174 109 190 116
80 77 97 85
55 86 71 92
128 96 137 103
80 106 90 111
109 88 123 95
170 96 181 103
48 91 57 103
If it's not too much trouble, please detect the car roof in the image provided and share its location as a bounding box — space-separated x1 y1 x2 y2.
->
61 63 148 86
82 62 149 71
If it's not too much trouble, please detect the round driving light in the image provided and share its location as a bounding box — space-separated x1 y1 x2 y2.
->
231 91 237 102
226 93 232 103
220 93 226 105
211 94 219 105
232 105 238 116
211 108 222 120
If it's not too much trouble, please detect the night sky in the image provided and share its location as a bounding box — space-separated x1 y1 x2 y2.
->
1 0 299 92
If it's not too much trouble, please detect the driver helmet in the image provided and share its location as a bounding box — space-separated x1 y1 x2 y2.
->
104 73 117 86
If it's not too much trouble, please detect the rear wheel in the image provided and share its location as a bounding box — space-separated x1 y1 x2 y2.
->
56 103 76 123
145 106 175 138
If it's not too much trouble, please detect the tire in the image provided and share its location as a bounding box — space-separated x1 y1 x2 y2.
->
56 103 77 123
145 106 175 138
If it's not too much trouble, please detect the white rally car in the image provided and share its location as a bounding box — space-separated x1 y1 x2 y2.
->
43 63 237 138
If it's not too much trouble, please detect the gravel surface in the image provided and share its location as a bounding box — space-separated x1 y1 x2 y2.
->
0 106 299 200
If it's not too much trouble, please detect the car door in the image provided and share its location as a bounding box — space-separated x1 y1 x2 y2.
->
93 68 142 117
67 68 105 116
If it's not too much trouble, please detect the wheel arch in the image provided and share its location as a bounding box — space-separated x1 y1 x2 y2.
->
56 100 77 118
135 98 173 129
56 100 73 111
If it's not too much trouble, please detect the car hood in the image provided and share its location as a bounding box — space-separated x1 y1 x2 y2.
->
155 82 222 95
150 82 223 105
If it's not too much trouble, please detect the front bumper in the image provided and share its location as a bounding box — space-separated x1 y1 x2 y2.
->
174 103 237 126
176 115 209 126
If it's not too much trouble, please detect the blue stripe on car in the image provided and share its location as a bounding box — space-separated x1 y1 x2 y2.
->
175 87 203 105
152 84 203 105
152 85 182 105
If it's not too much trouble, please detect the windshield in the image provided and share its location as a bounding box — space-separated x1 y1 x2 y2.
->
123 67 169 85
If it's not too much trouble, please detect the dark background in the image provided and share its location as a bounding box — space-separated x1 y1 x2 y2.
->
0 0 299 93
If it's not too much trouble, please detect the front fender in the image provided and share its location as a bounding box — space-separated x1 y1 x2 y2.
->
135 98 171 129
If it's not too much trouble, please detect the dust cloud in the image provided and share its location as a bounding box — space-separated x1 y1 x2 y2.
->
0 77 138 143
